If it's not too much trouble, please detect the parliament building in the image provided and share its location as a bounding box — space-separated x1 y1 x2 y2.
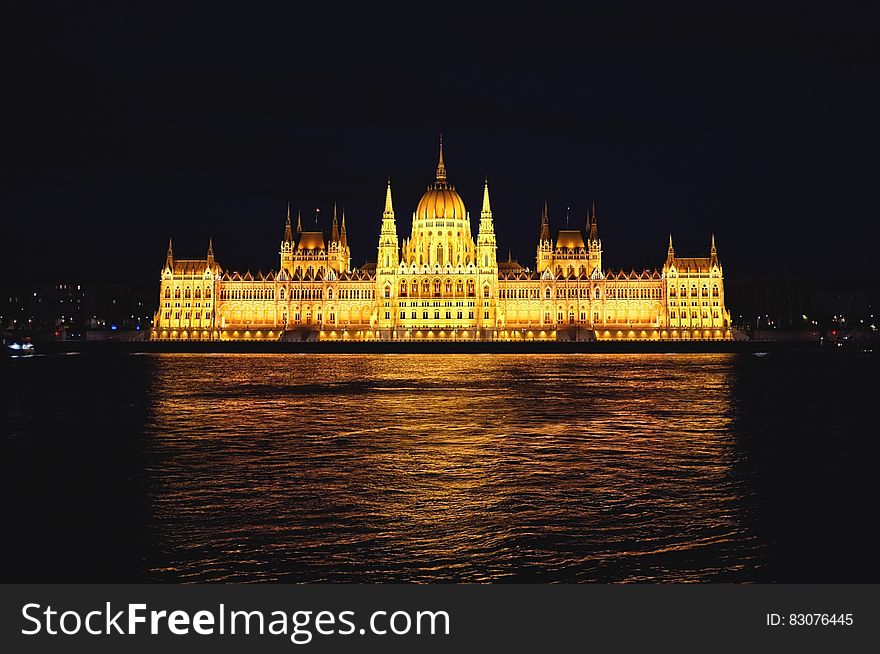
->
151 141 731 341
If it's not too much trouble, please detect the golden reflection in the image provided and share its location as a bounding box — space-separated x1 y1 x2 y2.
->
146 354 752 582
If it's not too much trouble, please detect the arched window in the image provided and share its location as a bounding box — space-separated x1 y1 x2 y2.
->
174 287 181 299
483 284 490 298
669 285 676 297
545 287 551 299
701 284 708 297
691 285 697 297
164 288 171 299
280 288 285 300
195 287 201 299
411 280 418 296
595 287 600 299
712 285 719 297
399 281 407 296
422 279 430 295
445 280 452 294
467 279 475 296
384 285 391 298
327 288 334 300
456 280 463 295
434 280 441 296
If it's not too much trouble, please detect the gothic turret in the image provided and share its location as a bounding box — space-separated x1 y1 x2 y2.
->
587 201 602 277
377 178 399 272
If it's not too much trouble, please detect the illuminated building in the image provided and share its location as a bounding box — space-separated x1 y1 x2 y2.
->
152 140 731 341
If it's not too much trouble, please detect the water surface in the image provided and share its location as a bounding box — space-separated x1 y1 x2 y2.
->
2 352 877 582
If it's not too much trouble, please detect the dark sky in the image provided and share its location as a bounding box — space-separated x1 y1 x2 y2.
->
3 2 878 287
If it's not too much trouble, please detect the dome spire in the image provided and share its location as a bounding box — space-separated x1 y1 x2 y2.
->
435 133 447 183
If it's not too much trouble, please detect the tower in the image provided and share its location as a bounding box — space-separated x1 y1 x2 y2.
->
536 201 554 274
280 201 295 274
327 203 350 273
476 178 498 328
587 201 602 277
377 178 399 272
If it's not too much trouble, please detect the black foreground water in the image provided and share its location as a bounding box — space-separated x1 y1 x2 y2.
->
2 352 877 582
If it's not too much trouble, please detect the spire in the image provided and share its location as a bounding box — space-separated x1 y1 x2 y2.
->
207 237 214 260
331 202 340 241
710 233 718 263
165 237 174 267
588 201 599 241
435 133 447 183
340 209 348 248
481 178 492 217
283 201 293 242
667 234 675 263
384 177 395 217
296 209 302 234
539 201 551 242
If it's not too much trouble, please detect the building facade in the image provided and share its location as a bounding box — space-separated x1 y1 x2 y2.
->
152 142 731 341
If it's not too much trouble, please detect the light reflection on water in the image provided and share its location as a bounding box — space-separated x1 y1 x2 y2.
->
144 354 759 582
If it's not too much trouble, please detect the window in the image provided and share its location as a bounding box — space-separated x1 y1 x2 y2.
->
384 286 391 298
328 288 334 300
400 282 407 297
400 311 406 319
482 311 487 319
423 310 428 319
457 311 462 319
384 311 390 319
670 311 676 318
164 288 171 299
411 311 416 319
446 311 451 319
545 287 551 299
280 288 285 300
595 287 600 299
445 280 453 294
164 311 170 320
482 284 489 298
174 287 181 299
434 310 440 319
712 285 719 297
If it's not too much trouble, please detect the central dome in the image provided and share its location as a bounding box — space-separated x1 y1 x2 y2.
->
415 185 467 221
414 136 467 220
402 137 476 268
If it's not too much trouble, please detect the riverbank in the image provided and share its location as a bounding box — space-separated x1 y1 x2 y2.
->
24 339 835 355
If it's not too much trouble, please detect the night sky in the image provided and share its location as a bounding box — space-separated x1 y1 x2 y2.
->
4 3 878 287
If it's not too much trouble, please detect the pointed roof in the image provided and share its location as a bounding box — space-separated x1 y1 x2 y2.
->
166 237 173 262
588 201 599 241
296 209 303 234
384 177 395 217
340 209 348 247
481 177 492 217
539 201 551 241
331 202 340 241
283 201 294 242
